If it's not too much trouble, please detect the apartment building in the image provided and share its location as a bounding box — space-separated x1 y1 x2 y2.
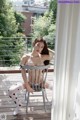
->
12 0 49 36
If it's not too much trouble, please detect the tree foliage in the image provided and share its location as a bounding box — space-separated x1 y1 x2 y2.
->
0 0 18 36
14 12 26 33
49 0 57 24
31 13 56 40
31 0 57 49
0 0 26 66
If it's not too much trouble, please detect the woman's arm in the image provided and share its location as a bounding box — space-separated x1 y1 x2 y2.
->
48 48 55 55
20 55 28 83
42 48 55 61
48 48 55 60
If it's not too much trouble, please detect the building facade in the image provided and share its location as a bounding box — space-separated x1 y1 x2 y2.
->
12 0 49 36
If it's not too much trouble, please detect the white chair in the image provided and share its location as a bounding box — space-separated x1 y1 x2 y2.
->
21 64 50 112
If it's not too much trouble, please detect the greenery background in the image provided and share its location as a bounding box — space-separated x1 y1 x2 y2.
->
0 0 57 66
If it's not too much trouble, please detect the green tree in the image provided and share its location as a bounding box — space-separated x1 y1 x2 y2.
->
31 14 56 38
31 14 56 49
14 12 26 33
31 0 57 49
0 0 26 66
0 0 18 36
49 0 57 24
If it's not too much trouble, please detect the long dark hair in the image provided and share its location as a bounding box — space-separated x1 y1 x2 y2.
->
33 38 49 65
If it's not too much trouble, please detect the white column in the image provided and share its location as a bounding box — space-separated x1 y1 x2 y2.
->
51 4 80 120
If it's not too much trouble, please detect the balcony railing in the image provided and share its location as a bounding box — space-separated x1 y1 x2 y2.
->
0 37 54 67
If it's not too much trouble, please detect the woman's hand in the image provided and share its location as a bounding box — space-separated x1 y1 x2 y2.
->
23 83 35 93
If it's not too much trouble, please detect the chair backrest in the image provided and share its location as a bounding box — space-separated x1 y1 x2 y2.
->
21 65 50 91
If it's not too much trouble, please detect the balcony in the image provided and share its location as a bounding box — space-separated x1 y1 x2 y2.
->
0 71 53 120
0 37 54 120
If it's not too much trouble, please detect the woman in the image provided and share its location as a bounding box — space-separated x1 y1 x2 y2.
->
8 38 54 115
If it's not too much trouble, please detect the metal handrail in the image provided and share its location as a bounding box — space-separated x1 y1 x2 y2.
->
0 37 54 67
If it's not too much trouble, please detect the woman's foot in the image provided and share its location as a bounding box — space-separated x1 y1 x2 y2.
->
44 83 53 90
44 83 49 88
13 107 19 115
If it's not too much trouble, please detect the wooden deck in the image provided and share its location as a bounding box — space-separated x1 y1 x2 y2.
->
0 72 53 120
